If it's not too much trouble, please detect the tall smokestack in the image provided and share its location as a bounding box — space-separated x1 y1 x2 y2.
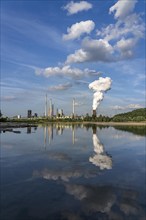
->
45 94 47 117
92 110 96 118
52 104 54 117
73 98 75 117
49 99 52 117
56 108 58 117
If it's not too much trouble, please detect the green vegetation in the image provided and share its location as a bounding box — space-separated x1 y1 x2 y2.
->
82 124 146 136
0 117 8 122
111 108 146 122
83 108 146 122
113 125 146 136
84 114 111 122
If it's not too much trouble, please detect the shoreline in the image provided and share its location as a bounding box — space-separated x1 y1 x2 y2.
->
0 122 37 129
0 121 146 129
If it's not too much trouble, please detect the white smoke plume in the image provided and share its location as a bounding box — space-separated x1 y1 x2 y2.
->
92 134 104 154
89 133 112 170
89 154 112 170
89 77 112 110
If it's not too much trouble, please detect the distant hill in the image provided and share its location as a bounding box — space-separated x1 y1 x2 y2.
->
112 108 146 122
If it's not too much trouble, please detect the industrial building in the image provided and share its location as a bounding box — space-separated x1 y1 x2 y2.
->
27 110 32 118
44 94 76 118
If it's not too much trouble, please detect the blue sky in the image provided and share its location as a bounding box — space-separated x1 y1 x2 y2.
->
1 0 145 117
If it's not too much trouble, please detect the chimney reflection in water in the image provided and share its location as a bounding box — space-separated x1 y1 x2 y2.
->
43 124 76 148
43 125 111 169
89 126 112 170
44 126 47 149
43 125 54 149
48 125 53 145
72 125 75 145
27 127 31 134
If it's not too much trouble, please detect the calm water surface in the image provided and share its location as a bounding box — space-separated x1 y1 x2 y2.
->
0 124 146 220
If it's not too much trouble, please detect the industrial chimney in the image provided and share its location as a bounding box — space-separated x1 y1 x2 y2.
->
49 99 52 117
45 93 47 117
72 98 75 118
92 109 96 118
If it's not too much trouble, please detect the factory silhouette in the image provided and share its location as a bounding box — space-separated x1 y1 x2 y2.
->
9 93 112 121
25 76 112 120
27 95 82 119
44 94 76 118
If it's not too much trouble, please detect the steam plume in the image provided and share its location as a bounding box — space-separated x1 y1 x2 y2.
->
89 133 112 170
89 77 112 110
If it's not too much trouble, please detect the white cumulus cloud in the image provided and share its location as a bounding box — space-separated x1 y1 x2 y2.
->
65 49 88 64
111 105 125 110
66 14 144 64
63 1 92 15
111 104 144 110
1 96 17 101
63 20 95 41
96 13 145 42
127 104 144 109
65 0 144 64
48 83 72 91
116 38 137 59
109 0 137 19
66 38 114 64
36 65 99 79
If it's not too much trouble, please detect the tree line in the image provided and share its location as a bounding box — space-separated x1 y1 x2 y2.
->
84 108 146 122
0 108 146 122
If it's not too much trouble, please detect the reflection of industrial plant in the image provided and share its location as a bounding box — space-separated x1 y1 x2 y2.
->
26 126 37 134
89 126 112 170
32 125 145 220
43 124 76 148
43 125 53 148
27 127 31 134
43 124 112 171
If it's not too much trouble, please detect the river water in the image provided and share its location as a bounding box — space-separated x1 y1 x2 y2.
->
0 124 146 220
